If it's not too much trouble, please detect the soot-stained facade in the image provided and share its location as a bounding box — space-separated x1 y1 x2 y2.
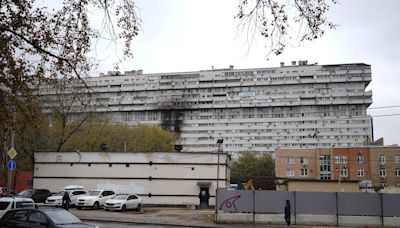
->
39 61 373 159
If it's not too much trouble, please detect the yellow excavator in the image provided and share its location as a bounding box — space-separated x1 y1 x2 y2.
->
243 180 255 190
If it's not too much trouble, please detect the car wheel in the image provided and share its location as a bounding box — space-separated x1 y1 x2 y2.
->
121 205 126 212
93 202 100 210
136 204 142 212
77 207 82 210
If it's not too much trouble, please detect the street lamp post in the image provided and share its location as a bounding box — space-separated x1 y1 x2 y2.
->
215 139 223 223
337 155 344 192
216 139 223 189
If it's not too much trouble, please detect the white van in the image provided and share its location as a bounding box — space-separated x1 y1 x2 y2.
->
0 197 35 218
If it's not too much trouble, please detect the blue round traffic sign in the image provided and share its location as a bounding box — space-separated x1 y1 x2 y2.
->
7 160 16 170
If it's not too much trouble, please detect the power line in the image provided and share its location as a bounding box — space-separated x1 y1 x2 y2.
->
371 113 400 118
368 105 400 110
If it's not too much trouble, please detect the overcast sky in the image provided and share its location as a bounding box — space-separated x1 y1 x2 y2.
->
92 0 400 145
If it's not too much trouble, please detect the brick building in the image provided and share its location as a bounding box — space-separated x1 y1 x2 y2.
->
275 148 318 179
331 147 370 181
369 147 400 189
276 146 400 191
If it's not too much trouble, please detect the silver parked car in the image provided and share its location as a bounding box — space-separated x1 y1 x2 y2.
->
0 208 96 227
104 194 142 211
76 190 115 210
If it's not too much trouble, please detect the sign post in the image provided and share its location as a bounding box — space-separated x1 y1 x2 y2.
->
7 147 17 196
7 148 17 160
7 159 16 170
7 107 17 196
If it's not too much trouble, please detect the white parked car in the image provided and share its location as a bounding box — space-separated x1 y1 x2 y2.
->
0 197 35 218
45 189 87 207
76 189 115 210
104 193 143 212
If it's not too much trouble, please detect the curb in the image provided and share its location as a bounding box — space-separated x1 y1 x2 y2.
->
80 217 357 228
79 216 222 228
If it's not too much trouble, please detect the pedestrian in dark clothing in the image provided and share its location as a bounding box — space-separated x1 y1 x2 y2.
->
284 200 291 228
62 191 71 210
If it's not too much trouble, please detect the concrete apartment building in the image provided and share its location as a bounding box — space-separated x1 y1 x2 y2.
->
276 147 400 191
39 61 373 159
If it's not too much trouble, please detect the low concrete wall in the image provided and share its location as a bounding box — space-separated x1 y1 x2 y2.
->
216 212 253 223
296 214 336 226
254 214 289 224
384 217 400 227
339 216 381 227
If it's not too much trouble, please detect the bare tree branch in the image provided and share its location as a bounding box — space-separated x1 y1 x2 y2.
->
0 26 86 84
236 0 337 56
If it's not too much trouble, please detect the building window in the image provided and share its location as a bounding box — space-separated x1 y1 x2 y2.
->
357 155 364 163
335 155 347 164
340 168 348 177
300 157 308 165
395 155 400 163
320 154 331 180
395 169 400 177
286 156 294 164
357 168 365 177
301 169 308 176
380 169 387 177
286 169 294 177
379 155 386 165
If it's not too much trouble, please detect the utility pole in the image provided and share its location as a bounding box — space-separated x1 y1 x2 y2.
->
3 139 8 187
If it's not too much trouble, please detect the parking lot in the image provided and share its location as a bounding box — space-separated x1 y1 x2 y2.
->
70 207 217 227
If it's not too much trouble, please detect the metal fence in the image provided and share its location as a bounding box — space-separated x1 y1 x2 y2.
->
216 189 400 225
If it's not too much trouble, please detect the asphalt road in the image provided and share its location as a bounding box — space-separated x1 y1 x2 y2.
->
87 221 173 228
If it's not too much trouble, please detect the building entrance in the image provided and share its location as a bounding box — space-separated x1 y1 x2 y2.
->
199 187 210 209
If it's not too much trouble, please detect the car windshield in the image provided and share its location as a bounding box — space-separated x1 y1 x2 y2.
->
85 191 101 196
112 194 129 200
54 191 65 196
43 210 81 224
17 190 33 197
0 202 10 210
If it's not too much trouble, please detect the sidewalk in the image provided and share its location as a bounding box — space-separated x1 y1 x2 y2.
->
73 207 219 227
70 207 353 228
